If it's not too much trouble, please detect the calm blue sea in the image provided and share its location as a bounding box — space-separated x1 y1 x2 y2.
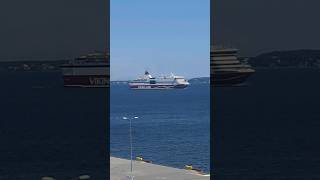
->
0 72 108 180
110 83 210 172
1 69 319 179
214 68 320 179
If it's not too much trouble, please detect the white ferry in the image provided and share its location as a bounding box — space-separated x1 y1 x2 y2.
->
128 71 190 89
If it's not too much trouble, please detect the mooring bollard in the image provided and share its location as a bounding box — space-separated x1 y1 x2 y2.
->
185 165 193 170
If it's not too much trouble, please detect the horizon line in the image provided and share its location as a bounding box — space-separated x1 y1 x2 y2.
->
110 76 209 81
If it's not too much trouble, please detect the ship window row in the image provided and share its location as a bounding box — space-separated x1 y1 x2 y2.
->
211 54 238 58
211 65 252 68
211 51 238 55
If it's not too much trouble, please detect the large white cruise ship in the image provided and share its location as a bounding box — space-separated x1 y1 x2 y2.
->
211 46 255 86
61 52 109 87
128 71 190 89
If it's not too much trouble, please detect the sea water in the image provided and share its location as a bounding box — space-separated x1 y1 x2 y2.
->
110 83 210 172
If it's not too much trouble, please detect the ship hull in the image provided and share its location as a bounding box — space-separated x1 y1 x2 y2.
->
211 71 254 86
61 64 109 88
129 84 188 90
63 75 109 88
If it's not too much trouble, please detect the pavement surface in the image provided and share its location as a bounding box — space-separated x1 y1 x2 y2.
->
110 157 210 180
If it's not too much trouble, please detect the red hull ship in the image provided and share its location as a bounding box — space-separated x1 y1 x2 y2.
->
61 52 109 87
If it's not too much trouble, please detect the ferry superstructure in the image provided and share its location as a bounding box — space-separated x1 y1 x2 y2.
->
211 46 255 86
61 52 109 87
128 71 190 89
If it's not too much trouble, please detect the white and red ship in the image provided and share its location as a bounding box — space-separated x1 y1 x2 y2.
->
61 52 109 87
128 71 190 89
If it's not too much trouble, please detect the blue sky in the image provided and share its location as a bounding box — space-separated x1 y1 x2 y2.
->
111 0 209 80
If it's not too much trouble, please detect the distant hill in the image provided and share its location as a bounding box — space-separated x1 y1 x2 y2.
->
0 60 68 72
188 77 210 84
110 81 128 85
248 49 320 68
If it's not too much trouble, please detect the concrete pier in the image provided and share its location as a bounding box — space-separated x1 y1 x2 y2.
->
111 157 210 180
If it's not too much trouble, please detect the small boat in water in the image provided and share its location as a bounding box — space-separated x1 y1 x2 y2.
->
128 71 190 90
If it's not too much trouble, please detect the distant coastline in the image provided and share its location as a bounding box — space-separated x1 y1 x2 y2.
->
0 59 68 72
246 49 320 69
1 49 320 73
